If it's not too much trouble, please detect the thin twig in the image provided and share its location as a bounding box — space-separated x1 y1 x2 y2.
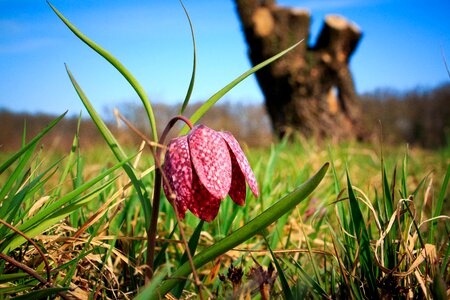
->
113 109 163 149
0 218 51 283
0 253 70 300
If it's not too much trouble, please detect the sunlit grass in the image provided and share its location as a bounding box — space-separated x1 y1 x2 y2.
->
0 2 448 298
1 127 448 298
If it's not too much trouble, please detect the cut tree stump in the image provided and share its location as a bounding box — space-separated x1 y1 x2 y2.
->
234 0 364 140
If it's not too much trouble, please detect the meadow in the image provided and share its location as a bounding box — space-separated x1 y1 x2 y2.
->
0 124 448 299
0 2 449 299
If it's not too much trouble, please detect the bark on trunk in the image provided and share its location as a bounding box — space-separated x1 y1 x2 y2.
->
234 0 364 140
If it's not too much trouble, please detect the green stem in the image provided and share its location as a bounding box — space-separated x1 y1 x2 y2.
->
146 115 193 283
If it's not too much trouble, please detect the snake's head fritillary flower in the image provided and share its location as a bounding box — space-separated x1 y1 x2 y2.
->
163 124 259 222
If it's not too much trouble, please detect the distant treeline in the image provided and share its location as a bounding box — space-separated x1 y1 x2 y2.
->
0 83 448 152
360 83 449 148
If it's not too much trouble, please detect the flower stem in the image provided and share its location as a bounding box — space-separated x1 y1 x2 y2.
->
146 115 194 283
159 115 193 143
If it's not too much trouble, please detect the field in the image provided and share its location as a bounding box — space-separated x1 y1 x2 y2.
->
1 3 449 299
0 121 448 299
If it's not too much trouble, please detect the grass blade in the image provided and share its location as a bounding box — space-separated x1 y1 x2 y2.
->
434 163 449 217
153 225 177 270
179 40 303 135
0 112 66 174
291 257 329 298
429 164 449 243
171 220 204 297
0 143 35 215
47 1 157 141
65 65 151 227
134 267 169 300
3 175 118 252
179 0 196 114
401 146 408 198
2 155 132 252
0 159 60 232
346 172 378 296
10 287 69 300
264 235 293 300
54 111 82 197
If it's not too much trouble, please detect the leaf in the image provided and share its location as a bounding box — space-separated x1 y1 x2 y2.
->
47 1 157 141
0 273 30 284
3 176 117 252
264 235 293 300
140 162 329 299
291 257 329 298
65 65 151 227
2 156 132 252
179 40 304 135
0 159 60 240
179 0 196 114
153 225 177 270
346 172 378 296
54 111 82 197
434 164 449 218
0 112 66 174
171 220 204 297
134 267 169 300
10 287 69 300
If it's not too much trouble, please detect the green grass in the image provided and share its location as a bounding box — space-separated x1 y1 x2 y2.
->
0 127 448 299
0 3 448 298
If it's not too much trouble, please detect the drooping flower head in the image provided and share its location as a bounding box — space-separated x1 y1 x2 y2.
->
163 124 259 222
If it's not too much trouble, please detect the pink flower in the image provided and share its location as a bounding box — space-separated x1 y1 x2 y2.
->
162 124 259 222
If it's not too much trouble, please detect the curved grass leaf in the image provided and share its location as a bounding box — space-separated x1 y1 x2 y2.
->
134 267 169 300
346 172 378 296
0 273 30 284
179 40 304 135
0 112 66 174
0 159 60 238
290 257 329 298
141 162 329 299
3 176 118 252
171 220 204 298
0 143 36 214
435 163 449 217
54 111 82 197
179 0 196 114
47 1 157 141
65 65 151 227
153 225 177 270
10 287 69 300
2 156 132 252
264 235 293 300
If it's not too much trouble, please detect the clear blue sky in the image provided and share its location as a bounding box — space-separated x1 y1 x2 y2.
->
1 0 449 117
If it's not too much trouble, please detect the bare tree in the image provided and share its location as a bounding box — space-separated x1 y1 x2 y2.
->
234 0 364 140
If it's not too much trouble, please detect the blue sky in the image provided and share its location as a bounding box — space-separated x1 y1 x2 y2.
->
0 0 449 117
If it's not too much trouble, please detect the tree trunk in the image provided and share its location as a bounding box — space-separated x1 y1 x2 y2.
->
234 0 364 140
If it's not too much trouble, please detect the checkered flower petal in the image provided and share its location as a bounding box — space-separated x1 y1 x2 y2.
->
188 125 232 199
227 152 247 206
162 135 192 218
188 172 222 222
219 131 259 198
